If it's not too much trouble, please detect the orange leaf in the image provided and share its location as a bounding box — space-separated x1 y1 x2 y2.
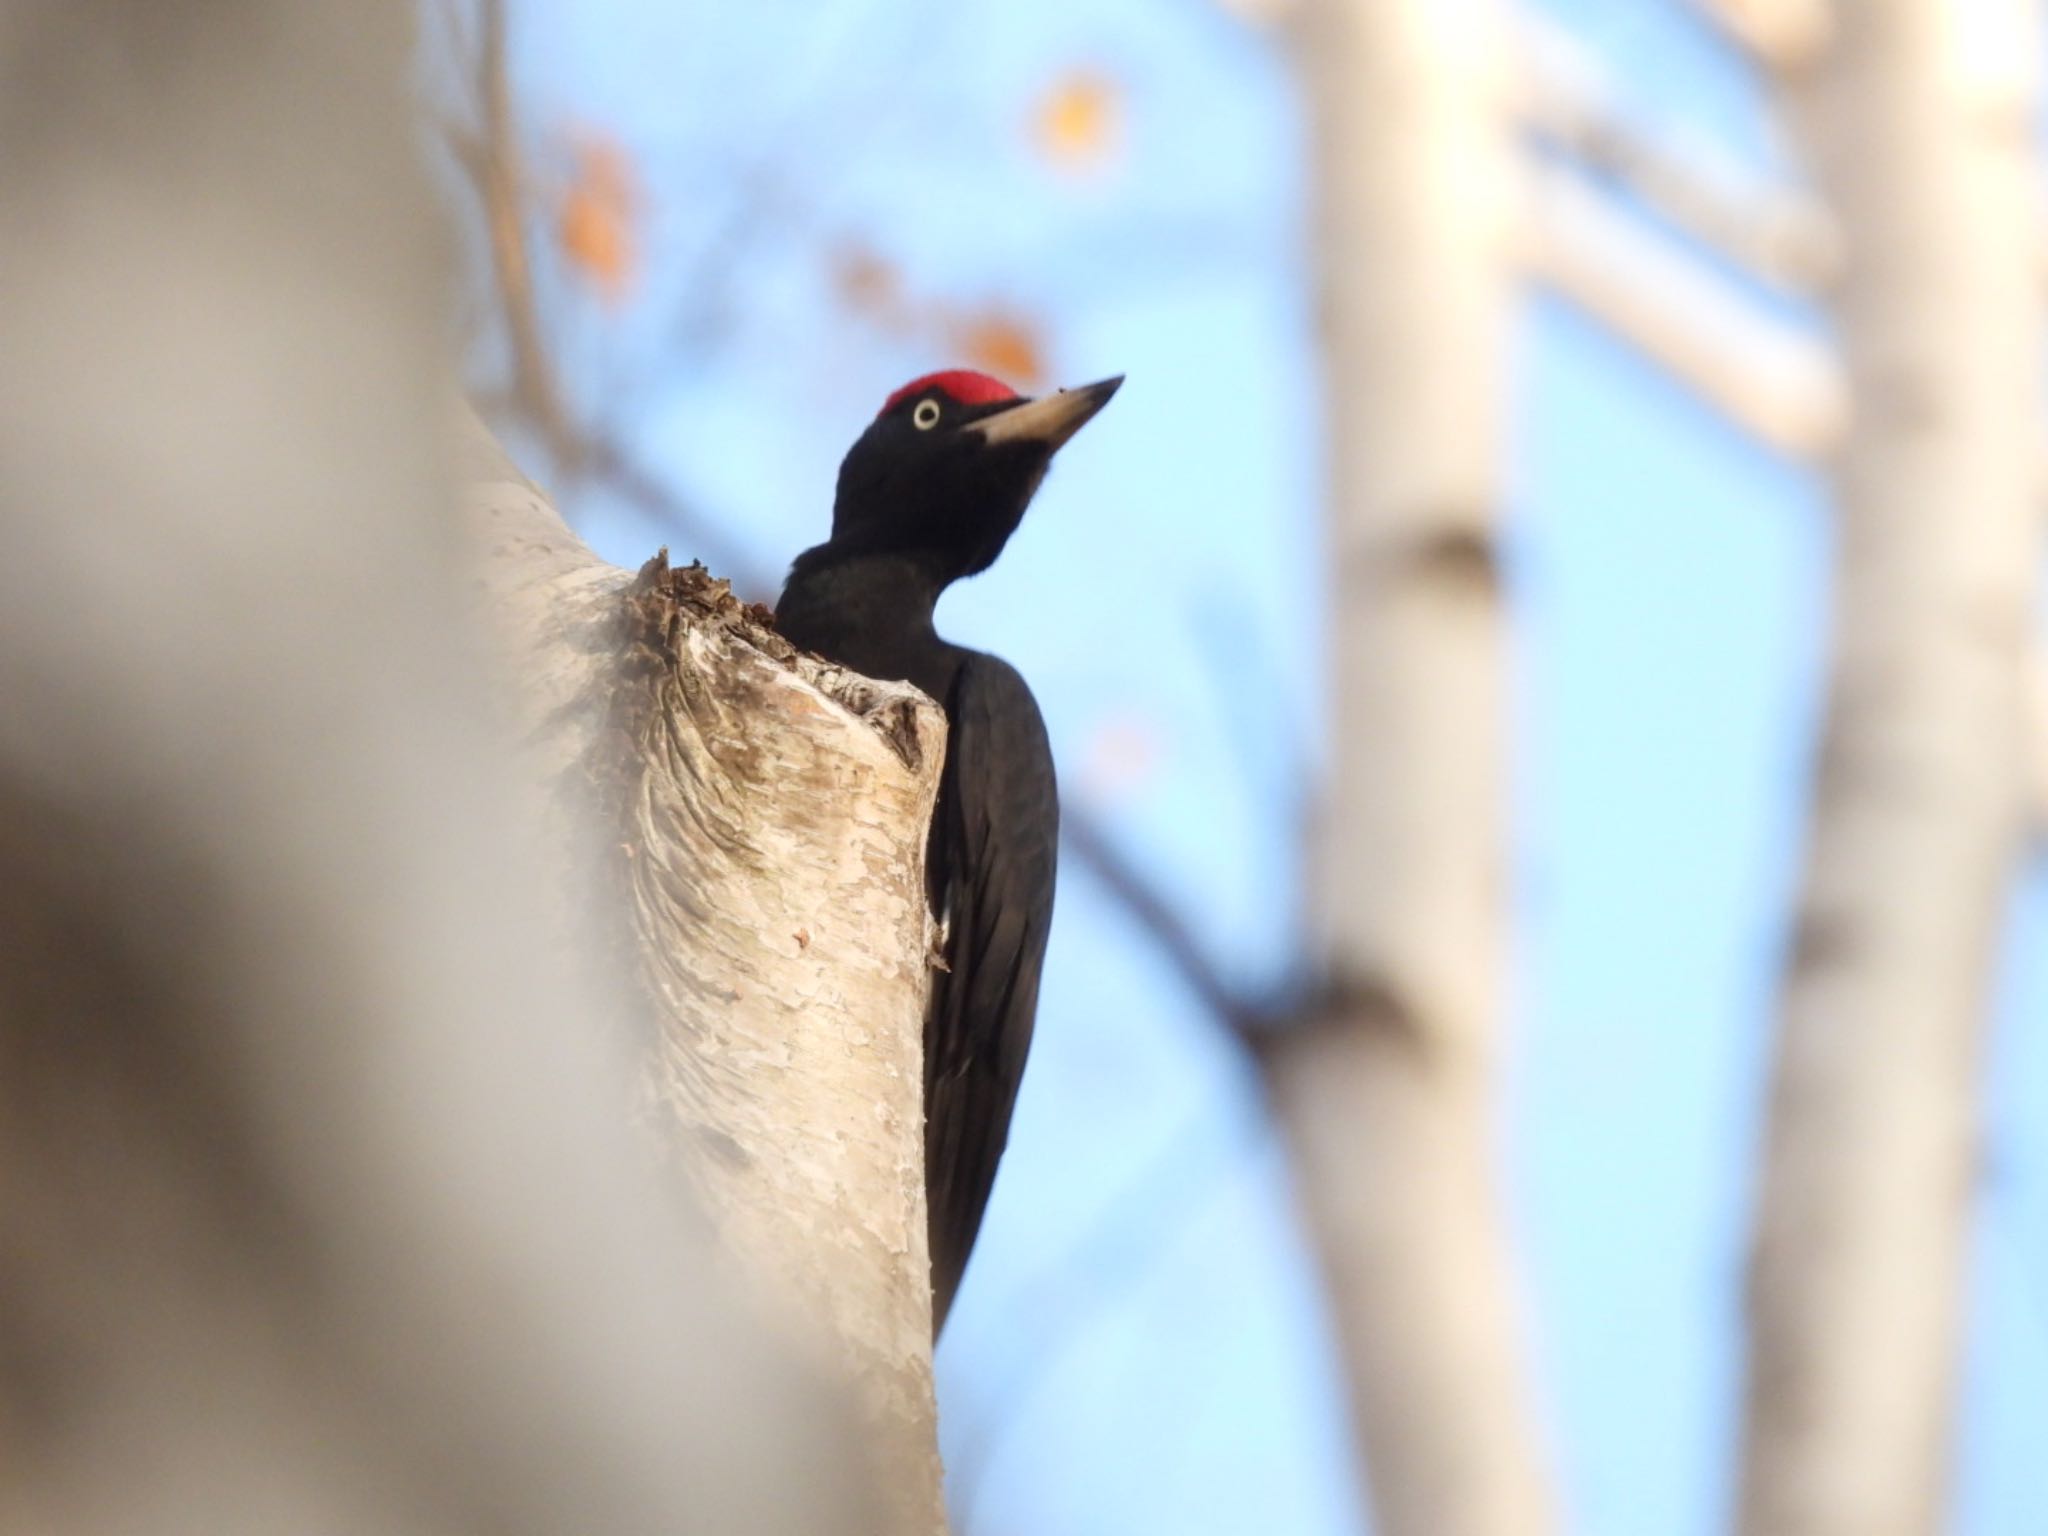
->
947 310 1049 390
556 132 639 305
1032 69 1123 173
830 243 905 324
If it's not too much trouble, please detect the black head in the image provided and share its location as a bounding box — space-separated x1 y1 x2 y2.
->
830 369 1122 581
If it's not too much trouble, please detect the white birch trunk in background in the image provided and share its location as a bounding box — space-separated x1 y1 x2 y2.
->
1273 4 1557 1534
0 5 946 1533
1741 5 2045 1534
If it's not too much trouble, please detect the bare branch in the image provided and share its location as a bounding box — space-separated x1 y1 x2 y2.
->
1685 0 1836 66
1061 807 1277 1036
440 5 768 590
1519 160 1847 457
474 0 575 462
1514 10 1839 293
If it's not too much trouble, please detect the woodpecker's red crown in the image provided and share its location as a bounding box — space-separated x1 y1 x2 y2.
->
880 369 1020 417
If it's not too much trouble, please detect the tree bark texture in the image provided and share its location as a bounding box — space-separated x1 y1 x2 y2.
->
0 4 943 1533
1280 4 1558 1535
459 424 948 1530
1740 6 2045 1535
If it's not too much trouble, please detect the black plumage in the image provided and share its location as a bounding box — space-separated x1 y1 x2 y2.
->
776 369 1121 1331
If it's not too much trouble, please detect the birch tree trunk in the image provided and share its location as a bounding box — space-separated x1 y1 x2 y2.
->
459 423 949 1530
1272 4 1557 1534
1740 5 2046 1534
0 4 945 1533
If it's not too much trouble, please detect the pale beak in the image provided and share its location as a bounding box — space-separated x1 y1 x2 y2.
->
969 375 1124 450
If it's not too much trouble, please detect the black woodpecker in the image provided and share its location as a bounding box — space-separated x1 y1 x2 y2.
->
776 368 1122 1333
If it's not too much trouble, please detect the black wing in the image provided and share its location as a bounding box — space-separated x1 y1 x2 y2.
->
925 653 1058 1332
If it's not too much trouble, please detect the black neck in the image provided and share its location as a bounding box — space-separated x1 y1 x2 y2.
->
776 545 962 696
787 544 950 611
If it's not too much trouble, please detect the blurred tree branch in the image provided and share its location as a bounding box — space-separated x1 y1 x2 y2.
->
1062 810 1282 1037
1519 159 1847 456
451 0 770 594
474 0 572 460
1686 0 1836 67
1234 0 1841 294
1514 9 1838 293
1227 0 1853 454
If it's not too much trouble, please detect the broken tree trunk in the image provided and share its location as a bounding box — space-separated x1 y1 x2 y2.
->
459 422 949 1531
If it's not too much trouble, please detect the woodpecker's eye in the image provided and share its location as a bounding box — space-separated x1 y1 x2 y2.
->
913 398 943 431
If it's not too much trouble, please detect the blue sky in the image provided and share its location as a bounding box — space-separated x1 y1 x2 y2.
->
498 2 2048 1531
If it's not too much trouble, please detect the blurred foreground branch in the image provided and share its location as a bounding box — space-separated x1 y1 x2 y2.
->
1740 6 2047 1534
1520 160 1846 457
0 3 904 1533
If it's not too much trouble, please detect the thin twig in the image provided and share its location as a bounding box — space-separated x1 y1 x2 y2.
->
455 0 766 588
1515 9 1838 293
475 0 576 463
1185 597 1311 841
1060 807 1278 1039
1519 159 1846 458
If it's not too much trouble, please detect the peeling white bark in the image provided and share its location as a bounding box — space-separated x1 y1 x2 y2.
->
1280 4 1557 1535
459 423 949 1531
1741 5 2046 1534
